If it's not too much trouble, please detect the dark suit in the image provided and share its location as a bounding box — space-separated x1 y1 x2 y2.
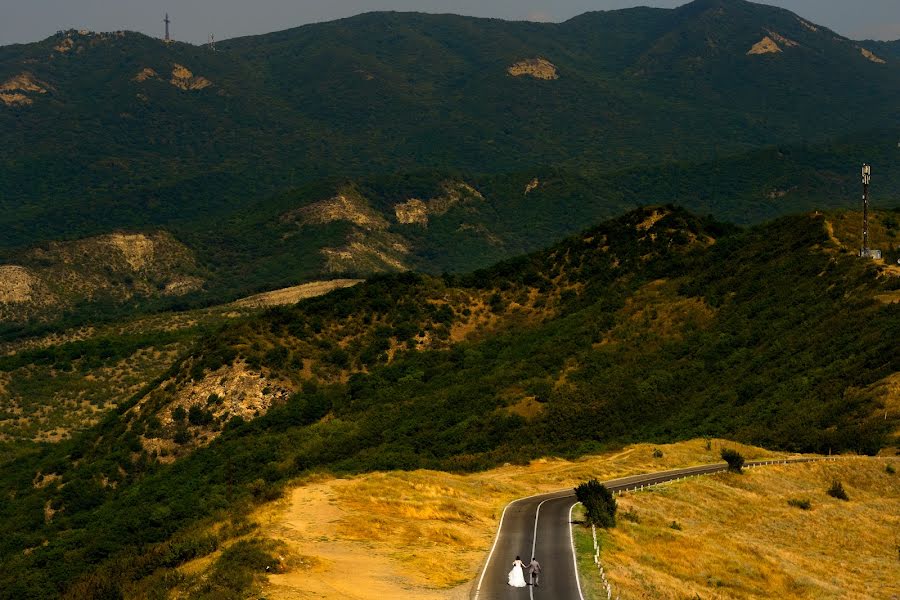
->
527 559 542 586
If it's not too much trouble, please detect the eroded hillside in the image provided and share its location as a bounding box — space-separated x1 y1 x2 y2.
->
0 231 203 323
0 211 898 599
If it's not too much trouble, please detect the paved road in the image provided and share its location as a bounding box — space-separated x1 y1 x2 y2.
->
471 458 822 600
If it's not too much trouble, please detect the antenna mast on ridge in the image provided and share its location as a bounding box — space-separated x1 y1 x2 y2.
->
859 164 882 260
164 13 171 42
861 164 870 257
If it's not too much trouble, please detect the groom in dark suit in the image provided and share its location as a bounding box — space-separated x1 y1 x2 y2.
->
527 557 542 586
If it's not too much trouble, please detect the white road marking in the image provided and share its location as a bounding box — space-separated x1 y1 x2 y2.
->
568 502 587 600
474 490 561 600
529 498 550 600
475 458 825 599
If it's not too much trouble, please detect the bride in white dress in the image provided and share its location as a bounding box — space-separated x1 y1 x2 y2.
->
508 555 527 587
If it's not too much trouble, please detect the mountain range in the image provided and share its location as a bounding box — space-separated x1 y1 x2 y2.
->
1 0 899 329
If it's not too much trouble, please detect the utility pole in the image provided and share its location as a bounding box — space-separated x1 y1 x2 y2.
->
164 13 171 42
861 164 871 258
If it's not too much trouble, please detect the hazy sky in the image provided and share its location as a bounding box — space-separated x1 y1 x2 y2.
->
3 0 899 47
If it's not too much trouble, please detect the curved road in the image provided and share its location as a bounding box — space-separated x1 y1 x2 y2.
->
471 458 822 600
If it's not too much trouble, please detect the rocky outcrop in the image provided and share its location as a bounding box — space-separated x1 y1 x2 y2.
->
170 64 212 90
860 48 886 64
508 58 559 80
132 67 159 82
393 182 484 227
747 37 782 55
285 190 389 231
0 72 50 107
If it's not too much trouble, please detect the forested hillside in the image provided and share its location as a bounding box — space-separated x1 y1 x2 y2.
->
1 206 897 598
2 0 900 329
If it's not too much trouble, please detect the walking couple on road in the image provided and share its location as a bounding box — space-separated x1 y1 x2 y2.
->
508 556 541 588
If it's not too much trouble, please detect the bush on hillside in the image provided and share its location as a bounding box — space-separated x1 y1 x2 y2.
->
827 480 849 501
721 448 745 474
787 498 811 510
575 479 617 528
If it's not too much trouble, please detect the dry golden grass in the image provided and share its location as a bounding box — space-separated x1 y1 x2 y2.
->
597 457 900 600
253 439 792 600
230 279 363 309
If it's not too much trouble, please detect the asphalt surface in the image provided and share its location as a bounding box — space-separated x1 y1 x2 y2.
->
471 458 822 600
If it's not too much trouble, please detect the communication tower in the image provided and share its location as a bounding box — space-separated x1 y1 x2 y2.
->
859 164 882 260
164 13 171 42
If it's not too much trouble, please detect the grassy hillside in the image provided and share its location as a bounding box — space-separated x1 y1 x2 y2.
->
0 206 898 598
587 457 900 599
252 439 789 600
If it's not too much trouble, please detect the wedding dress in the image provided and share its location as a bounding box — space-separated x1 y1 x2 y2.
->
508 559 527 587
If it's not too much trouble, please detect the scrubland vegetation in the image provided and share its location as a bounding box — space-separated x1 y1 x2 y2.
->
0 207 897 598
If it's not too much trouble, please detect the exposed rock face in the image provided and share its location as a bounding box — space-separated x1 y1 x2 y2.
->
170 64 212 90
54 37 74 54
286 191 389 231
321 233 410 273
392 181 485 227
0 93 31 107
747 36 782 55
394 199 429 225
766 31 798 48
135 362 295 459
0 72 50 106
107 233 156 271
2 231 203 322
524 178 540 195
860 48 886 64
132 67 159 82
797 18 818 33
0 73 49 94
508 58 559 80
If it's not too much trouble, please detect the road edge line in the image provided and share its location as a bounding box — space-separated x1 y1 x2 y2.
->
568 502 587 600
473 499 511 600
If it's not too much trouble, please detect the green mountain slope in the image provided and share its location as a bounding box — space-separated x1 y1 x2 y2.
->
1 0 900 305
1 206 897 598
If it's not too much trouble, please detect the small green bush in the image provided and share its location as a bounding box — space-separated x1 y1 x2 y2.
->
575 479 617 528
787 498 811 510
721 448 745 474
620 509 640 523
669 520 682 531
652 448 663 458
827 480 849 501
886 464 896 475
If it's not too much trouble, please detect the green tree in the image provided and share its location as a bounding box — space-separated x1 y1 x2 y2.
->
721 448 745 474
575 479 617 528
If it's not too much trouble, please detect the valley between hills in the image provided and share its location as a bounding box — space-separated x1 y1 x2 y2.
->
2 0 900 598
